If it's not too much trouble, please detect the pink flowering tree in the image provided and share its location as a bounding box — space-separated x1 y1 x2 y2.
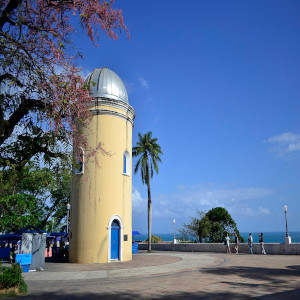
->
0 0 129 170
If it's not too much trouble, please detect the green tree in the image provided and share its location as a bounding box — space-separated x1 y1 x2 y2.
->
0 160 71 233
179 211 211 243
40 162 72 229
0 163 48 232
206 207 244 243
198 215 212 242
132 132 163 251
0 193 44 233
179 207 244 243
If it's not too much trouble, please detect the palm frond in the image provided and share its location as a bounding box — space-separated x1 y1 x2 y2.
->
132 131 162 184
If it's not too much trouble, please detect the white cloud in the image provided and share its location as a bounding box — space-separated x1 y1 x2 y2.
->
152 184 274 222
132 187 144 212
132 184 276 233
138 76 149 89
244 207 255 217
153 115 160 124
123 80 136 95
153 207 173 217
258 206 270 215
267 132 300 156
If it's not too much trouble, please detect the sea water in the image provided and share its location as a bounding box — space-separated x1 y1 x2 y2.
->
133 232 300 243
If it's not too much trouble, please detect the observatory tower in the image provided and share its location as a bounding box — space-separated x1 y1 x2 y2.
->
69 67 135 263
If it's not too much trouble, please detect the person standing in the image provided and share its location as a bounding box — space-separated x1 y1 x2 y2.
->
46 240 50 257
234 233 239 254
248 233 253 254
10 245 16 264
258 232 266 254
225 233 231 254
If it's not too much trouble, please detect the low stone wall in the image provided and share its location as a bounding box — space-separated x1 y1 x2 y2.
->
138 242 300 255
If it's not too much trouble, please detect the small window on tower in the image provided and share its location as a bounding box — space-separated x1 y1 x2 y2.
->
75 147 84 175
123 150 130 176
123 154 126 174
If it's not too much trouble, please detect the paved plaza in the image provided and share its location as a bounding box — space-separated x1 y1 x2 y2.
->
20 250 300 299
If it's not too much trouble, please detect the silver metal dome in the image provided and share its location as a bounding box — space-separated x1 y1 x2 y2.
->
85 67 128 103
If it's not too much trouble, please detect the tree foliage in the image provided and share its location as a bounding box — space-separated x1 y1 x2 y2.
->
206 207 244 242
179 207 245 243
0 161 71 233
0 0 128 170
132 131 163 251
179 211 211 243
0 193 44 233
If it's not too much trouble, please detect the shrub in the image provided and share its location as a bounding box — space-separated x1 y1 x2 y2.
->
18 280 28 294
145 235 163 243
0 263 27 294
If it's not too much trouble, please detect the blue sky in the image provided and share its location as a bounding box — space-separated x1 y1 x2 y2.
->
74 0 300 234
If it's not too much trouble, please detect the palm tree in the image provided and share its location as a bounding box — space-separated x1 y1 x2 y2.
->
132 131 163 251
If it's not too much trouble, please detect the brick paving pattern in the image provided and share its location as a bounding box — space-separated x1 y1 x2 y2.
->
18 251 300 299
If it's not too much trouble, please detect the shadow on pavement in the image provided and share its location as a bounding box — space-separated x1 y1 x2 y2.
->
253 288 300 299
45 257 70 264
201 264 300 284
15 288 300 299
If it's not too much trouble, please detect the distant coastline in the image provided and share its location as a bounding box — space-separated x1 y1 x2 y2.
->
133 232 300 243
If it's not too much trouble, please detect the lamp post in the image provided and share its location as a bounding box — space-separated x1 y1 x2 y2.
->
52 217 55 233
284 205 289 237
66 203 71 233
173 219 176 244
284 205 291 244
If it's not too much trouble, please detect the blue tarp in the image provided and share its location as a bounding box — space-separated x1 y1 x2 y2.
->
0 234 21 241
15 226 45 234
0 226 45 241
132 231 141 236
0 248 11 259
47 232 68 238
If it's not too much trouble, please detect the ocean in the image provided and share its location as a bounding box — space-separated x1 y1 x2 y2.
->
133 232 300 243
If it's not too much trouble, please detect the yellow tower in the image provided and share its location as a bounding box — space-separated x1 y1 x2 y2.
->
69 67 135 263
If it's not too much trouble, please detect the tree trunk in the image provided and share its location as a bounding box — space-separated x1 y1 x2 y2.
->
147 180 152 251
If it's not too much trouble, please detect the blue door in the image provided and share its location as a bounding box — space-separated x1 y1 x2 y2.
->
111 220 120 260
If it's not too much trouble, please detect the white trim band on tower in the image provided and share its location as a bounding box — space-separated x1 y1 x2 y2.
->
90 109 134 126
89 98 135 120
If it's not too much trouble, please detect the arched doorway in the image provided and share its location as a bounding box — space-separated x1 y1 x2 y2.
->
110 219 120 260
108 215 123 262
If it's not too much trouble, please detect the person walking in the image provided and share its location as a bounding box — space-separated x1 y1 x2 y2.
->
248 233 253 254
234 233 239 254
225 233 231 254
258 232 266 254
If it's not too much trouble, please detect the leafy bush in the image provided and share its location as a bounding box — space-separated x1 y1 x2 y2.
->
145 235 163 243
176 238 197 243
0 263 27 294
